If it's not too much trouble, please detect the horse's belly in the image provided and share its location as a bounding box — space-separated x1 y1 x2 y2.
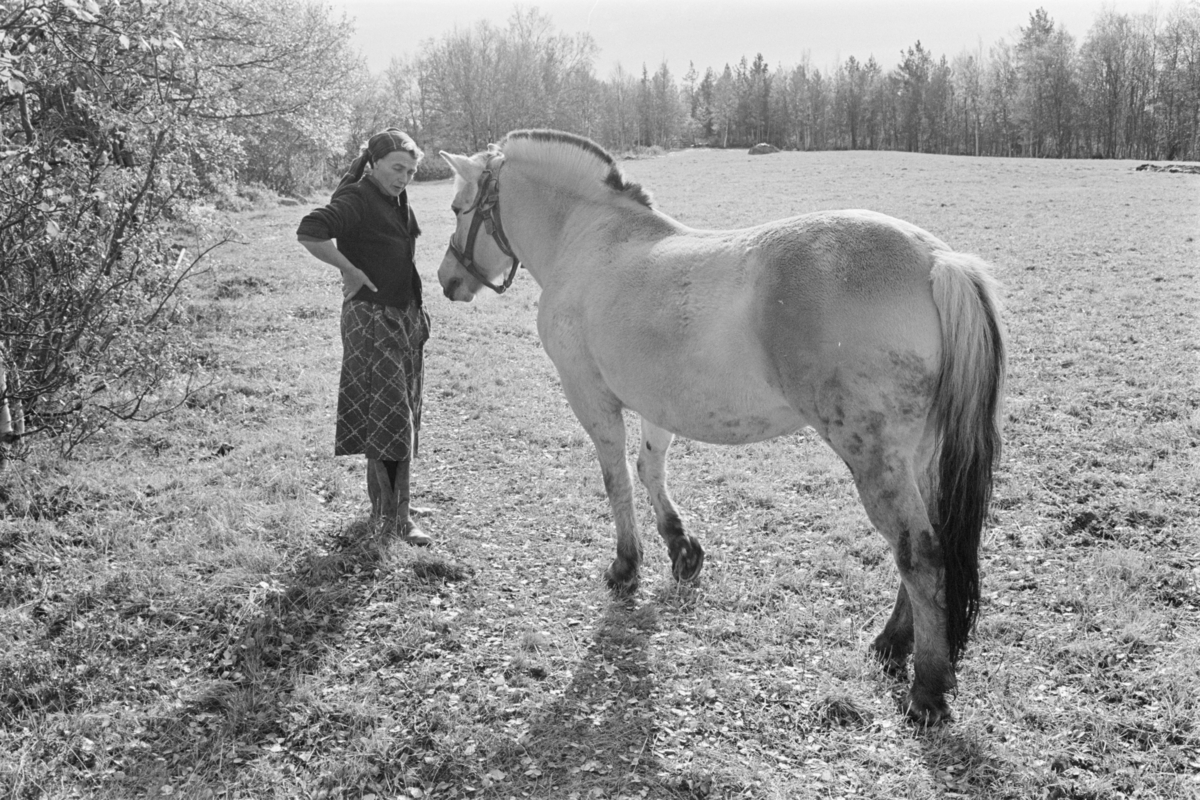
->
653 400 805 445
615 362 806 445
577 288 809 444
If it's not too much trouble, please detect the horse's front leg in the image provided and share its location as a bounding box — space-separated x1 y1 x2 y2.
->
560 383 643 594
637 417 704 581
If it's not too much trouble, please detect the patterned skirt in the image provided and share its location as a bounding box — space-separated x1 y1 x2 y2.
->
336 300 430 461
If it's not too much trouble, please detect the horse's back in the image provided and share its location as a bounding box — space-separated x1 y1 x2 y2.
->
753 209 947 298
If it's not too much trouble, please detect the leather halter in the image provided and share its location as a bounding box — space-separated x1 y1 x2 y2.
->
447 157 521 293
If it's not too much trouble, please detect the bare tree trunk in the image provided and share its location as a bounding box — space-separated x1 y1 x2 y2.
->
0 361 10 444
1 357 14 470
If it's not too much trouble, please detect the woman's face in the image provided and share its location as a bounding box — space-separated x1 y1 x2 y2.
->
369 150 419 196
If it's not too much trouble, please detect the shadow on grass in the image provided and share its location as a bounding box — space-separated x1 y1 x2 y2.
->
512 597 691 799
109 519 397 795
914 724 1016 799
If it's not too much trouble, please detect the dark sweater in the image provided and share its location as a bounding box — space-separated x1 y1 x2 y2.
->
297 178 423 309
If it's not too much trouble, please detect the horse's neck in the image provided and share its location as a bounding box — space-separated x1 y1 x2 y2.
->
501 169 674 286
498 172 584 284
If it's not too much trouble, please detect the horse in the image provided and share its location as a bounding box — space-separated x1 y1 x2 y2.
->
436 130 1006 725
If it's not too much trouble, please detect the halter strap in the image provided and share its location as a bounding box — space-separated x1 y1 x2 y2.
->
447 156 521 294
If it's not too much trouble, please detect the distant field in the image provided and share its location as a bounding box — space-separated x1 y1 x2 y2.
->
1 149 1197 800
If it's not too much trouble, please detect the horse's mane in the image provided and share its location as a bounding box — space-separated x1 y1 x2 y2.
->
498 129 654 209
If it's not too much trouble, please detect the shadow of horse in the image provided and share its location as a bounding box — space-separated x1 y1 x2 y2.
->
515 597 694 799
914 723 1016 797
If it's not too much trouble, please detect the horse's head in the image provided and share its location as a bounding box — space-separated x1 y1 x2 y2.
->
438 149 522 302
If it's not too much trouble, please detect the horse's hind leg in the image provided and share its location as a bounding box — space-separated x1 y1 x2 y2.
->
872 583 914 679
637 418 704 581
850 457 954 725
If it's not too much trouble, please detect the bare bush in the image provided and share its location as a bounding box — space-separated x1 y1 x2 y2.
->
0 0 357 456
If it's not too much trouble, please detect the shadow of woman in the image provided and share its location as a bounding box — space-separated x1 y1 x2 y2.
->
515 596 690 799
110 521 404 795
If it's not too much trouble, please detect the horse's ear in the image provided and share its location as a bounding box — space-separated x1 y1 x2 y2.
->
487 143 501 155
439 151 480 181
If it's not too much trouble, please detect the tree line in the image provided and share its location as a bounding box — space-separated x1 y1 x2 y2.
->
393 4 1200 161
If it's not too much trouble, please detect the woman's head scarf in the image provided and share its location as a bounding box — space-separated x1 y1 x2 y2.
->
348 129 423 183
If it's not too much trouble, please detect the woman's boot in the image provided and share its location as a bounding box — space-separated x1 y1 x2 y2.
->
370 457 430 546
367 457 385 520
390 457 431 546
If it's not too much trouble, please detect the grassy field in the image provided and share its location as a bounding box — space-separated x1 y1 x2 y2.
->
1 148 1198 800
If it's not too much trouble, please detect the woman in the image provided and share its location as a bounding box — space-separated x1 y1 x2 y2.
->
296 129 432 546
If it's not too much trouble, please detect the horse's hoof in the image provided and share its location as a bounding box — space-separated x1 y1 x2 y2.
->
670 535 705 582
904 690 952 727
604 562 640 596
877 658 908 681
870 640 910 680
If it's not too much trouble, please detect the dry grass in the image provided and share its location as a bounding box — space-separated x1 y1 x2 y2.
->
1 150 1197 800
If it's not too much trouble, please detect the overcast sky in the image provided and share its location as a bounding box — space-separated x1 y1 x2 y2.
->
328 0 1163 76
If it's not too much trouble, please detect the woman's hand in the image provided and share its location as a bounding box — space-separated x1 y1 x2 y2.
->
340 265 378 299
298 237 377 299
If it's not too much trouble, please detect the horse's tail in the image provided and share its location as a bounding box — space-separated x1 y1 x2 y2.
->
928 250 1007 664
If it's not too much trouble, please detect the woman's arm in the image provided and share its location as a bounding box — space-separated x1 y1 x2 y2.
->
297 236 378 299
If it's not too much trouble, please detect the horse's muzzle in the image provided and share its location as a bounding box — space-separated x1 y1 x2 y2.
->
443 277 462 300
